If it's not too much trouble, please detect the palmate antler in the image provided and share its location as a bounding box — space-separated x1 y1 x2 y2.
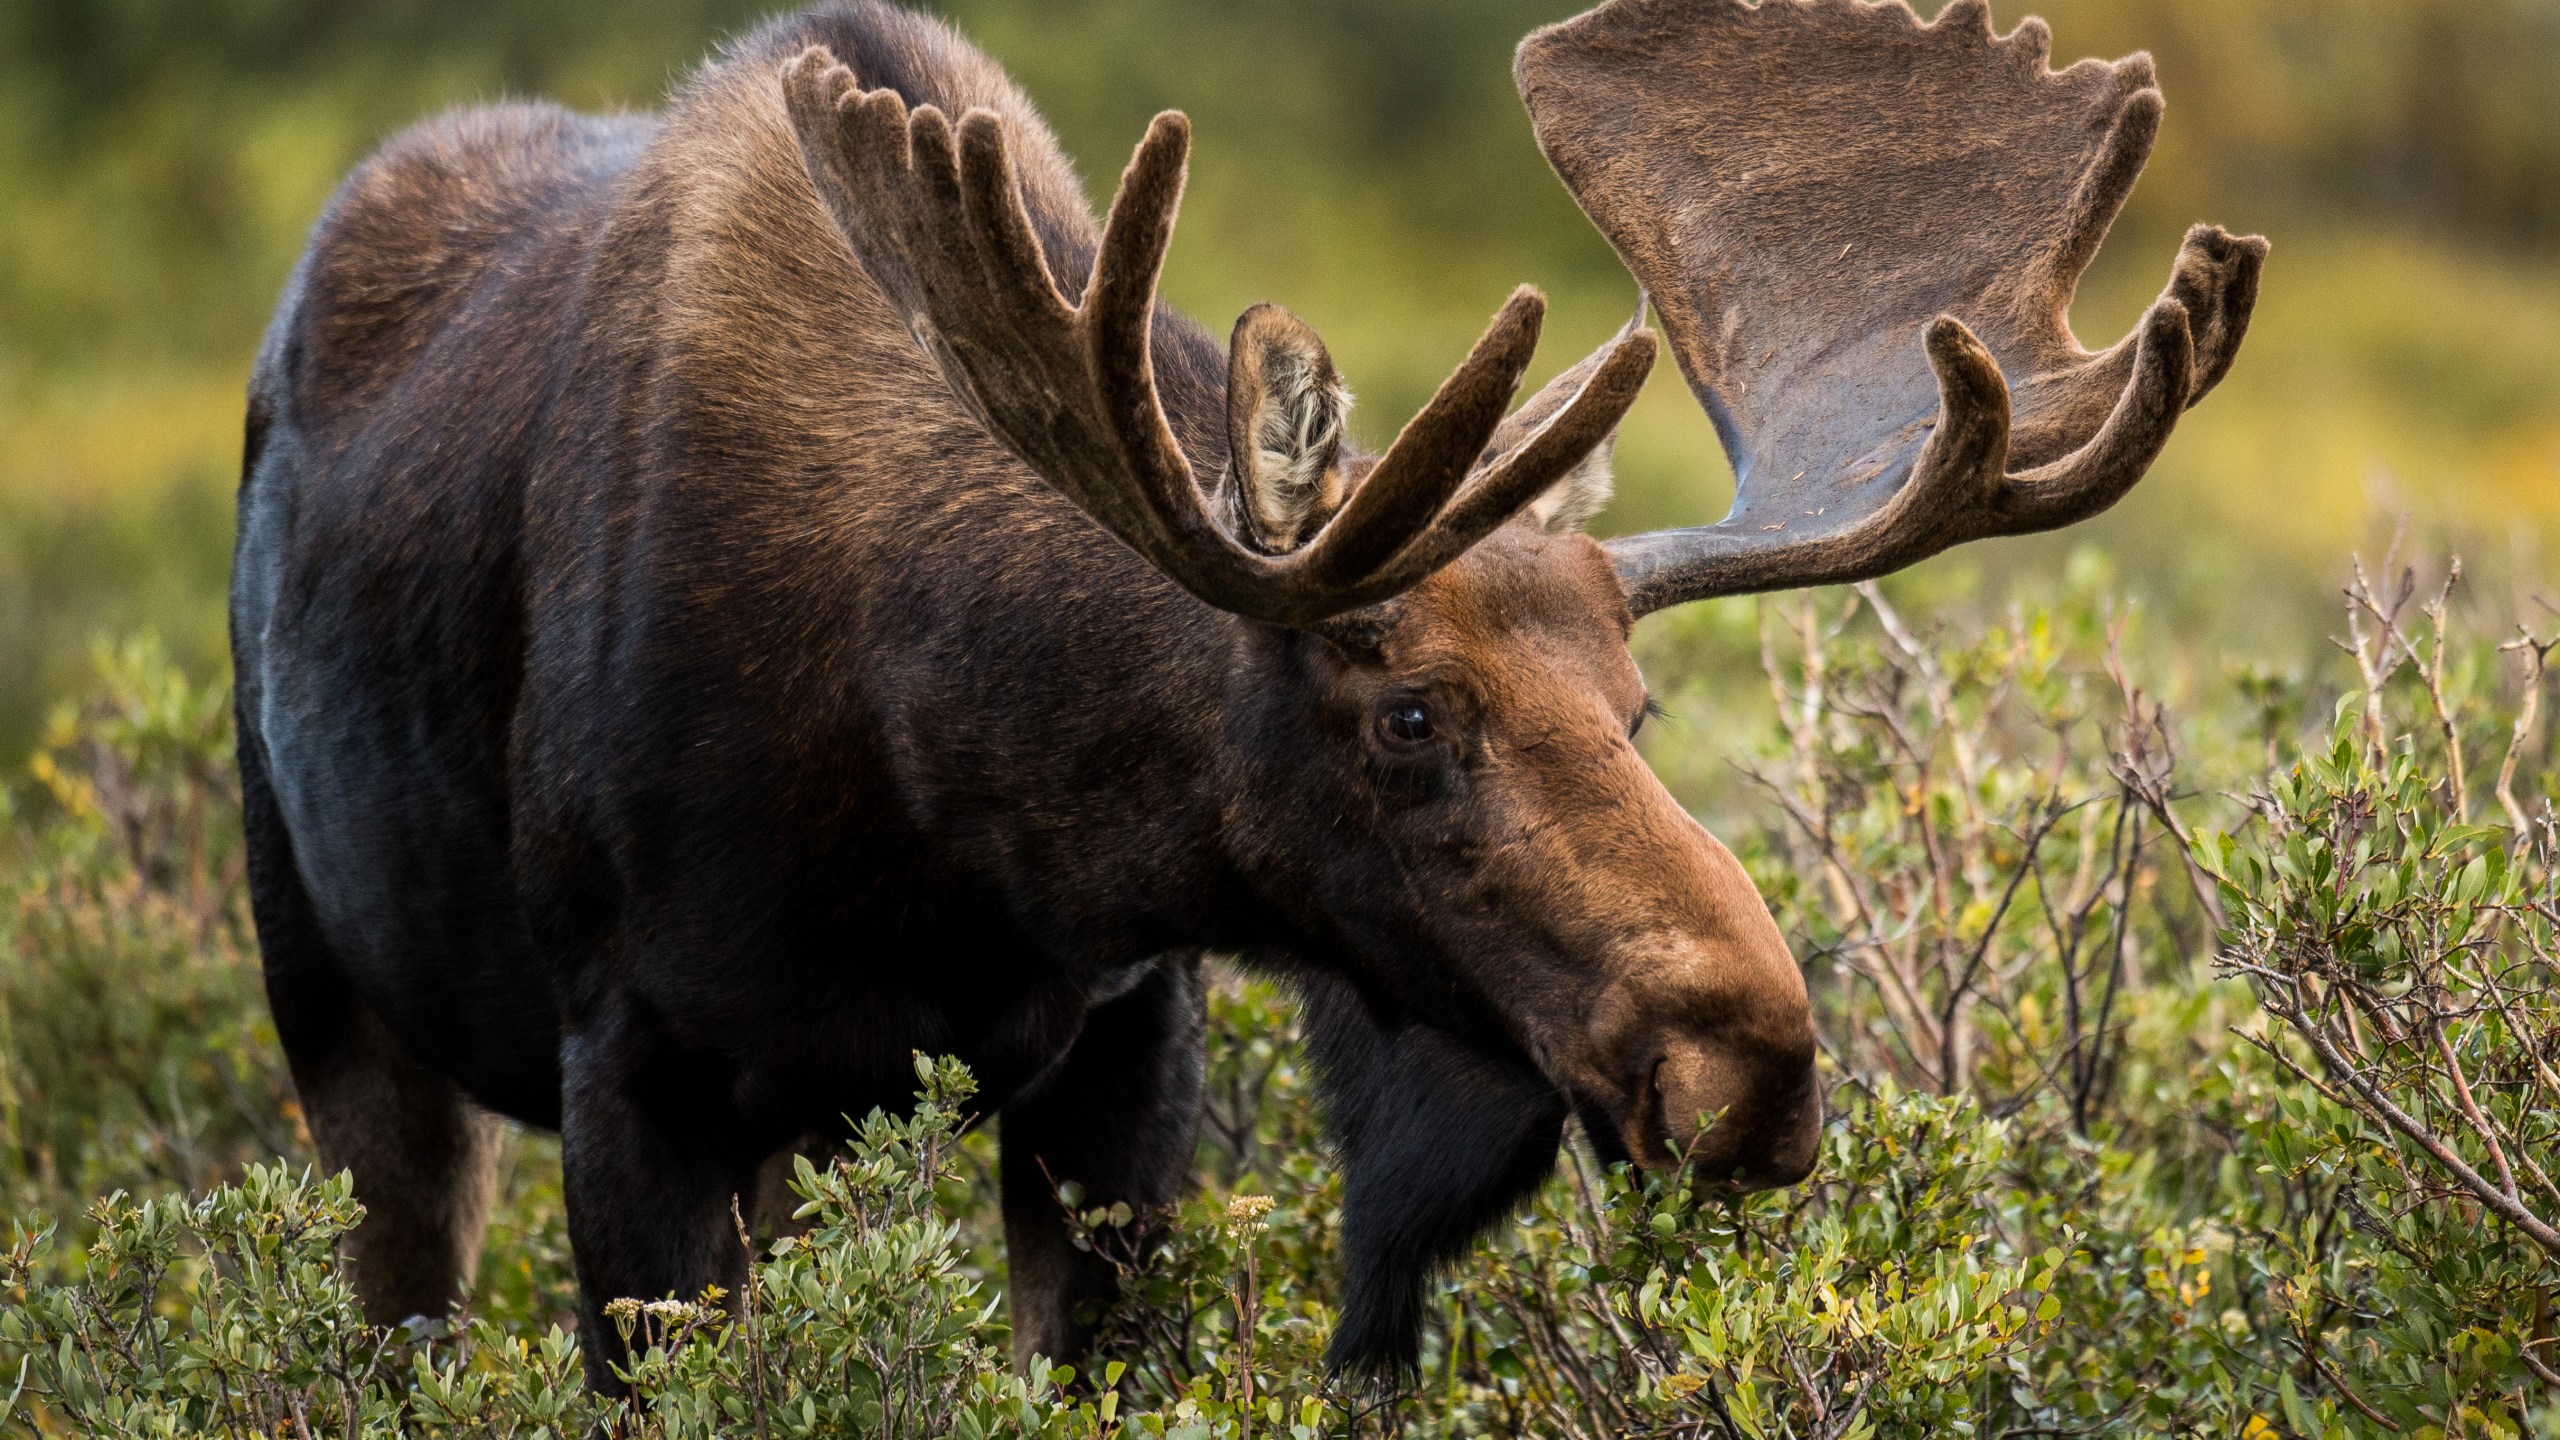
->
1518 0 2268 616
783 50 1657 628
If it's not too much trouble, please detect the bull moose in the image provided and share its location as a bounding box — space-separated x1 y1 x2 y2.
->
230 0 2264 1386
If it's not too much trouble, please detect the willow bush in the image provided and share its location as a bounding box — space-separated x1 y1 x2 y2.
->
0 635 283 1220
2 556 2553 1438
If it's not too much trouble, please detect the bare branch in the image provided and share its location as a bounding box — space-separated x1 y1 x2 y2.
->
2287 1003 2560 1260
2497 626 2554 839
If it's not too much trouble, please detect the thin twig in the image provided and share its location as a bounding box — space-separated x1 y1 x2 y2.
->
2498 628 2553 838
2288 1009 2560 1258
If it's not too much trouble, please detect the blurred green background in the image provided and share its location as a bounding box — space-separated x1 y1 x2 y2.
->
1 0 2555 759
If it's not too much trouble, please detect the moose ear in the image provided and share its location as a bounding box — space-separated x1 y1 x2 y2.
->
1225 304 1353 554
1478 333 1631 536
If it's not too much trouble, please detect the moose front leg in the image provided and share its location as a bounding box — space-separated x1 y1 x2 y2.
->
999 953 1206 1375
1295 972 1569 1377
558 1003 767 1395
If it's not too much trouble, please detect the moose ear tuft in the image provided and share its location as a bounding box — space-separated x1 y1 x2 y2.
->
1478 331 1633 536
1524 437 1617 535
1226 304 1352 554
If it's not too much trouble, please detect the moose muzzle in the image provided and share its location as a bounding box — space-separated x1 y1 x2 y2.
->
1645 1021 1822 1189
1573 911 1821 1189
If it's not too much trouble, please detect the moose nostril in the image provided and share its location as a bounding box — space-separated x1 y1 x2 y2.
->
1642 1055 1688 1163
1643 1034 1820 1187
1643 1042 1734 1170
1660 1057 1724 1165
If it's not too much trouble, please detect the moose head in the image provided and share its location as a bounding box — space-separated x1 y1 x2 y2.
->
775 0 2264 1373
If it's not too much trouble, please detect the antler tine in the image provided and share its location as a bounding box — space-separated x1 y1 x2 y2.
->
2035 83 2161 305
2001 298 2191 523
952 113 1072 326
787 45 1647 627
1354 323 1657 597
1083 114 1189 346
2167 224 2265 401
949 105 1191 562
1066 110 1239 569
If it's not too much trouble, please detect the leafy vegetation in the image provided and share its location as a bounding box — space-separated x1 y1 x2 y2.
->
2 550 2552 1436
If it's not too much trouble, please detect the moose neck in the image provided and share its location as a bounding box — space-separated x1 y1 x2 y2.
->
851 310 1326 968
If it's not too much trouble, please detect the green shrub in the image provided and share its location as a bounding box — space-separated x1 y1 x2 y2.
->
3 1060 1060 1438
1 1164 402 1438
2198 566 2560 1436
0 636 290 1233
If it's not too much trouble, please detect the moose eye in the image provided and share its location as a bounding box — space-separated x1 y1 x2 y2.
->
1379 700 1436 746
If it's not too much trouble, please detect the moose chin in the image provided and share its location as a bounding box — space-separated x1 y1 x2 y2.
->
230 0 2261 1391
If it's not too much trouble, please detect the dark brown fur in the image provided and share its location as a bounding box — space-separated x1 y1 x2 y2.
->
234 2 1814 1387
